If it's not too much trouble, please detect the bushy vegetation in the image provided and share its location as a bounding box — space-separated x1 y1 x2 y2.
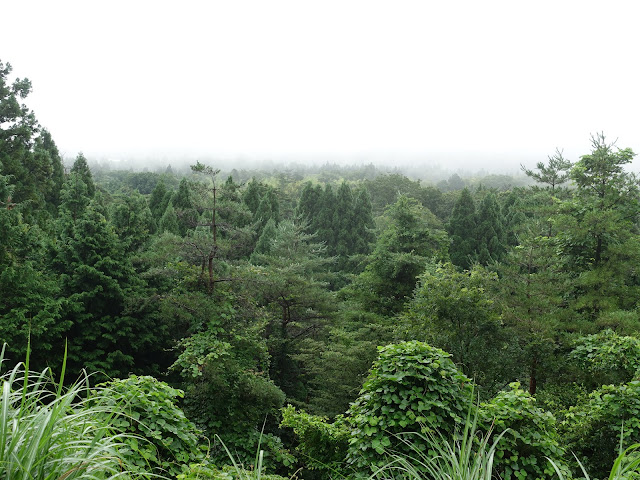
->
5 58 640 478
0 345 142 480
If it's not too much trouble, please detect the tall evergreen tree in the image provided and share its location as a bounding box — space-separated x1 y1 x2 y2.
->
110 188 155 251
334 181 355 259
159 201 180 235
53 200 149 377
349 196 449 316
254 186 280 234
0 170 64 367
70 152 95 198
351 186 375 255
249 220 335 401
149 180 172 220
173 178 198 235
475 192 506 265
448 188 477 270
242 177 266 215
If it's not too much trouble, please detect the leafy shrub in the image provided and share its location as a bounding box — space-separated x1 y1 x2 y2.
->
346 341 473 473
93 374 205 477
562 380 640 479
570 329 640 386
0 345 139 479
479 383 568 480
176 338 292 470
280 405 349 474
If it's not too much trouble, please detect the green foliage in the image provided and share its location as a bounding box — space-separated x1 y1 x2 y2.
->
448 188 477 270
346 341 473 473
178 463 291 480
563 380 640 478
248 219 336 402
170 289 292 471
0 197 65 367
294 308 393 417
280 405 349 474
497 218 567 396
401 263 506 391
475 191 506 265
571 329 640 386
70 152 96 197
93 375 204 477
479 383 568 480
522 149 572 192
348 196 448 316
110 187 155 250
53 199 152 378
0 345 142 480
160 201 181 234
150 180 173 219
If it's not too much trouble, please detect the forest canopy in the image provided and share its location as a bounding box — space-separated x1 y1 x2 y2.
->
2 59 640 480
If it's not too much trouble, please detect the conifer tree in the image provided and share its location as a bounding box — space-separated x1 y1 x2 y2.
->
334 181 355 259
172 178 198 235
70 152 95 198
53 200 148 377
159 201 180 235
317 184 337 255
349 196 448 315
448 188 477 269
149 180 172 220
254 186 280 234
242 177 265 215
351 186 375 255
296 181 323 232
58 173 91 224
251 217 277 258
475 192 506 265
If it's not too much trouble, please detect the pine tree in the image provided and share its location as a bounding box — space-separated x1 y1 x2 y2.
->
253 186 280 234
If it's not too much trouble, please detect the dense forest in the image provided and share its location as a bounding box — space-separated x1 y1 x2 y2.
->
3 59 640 480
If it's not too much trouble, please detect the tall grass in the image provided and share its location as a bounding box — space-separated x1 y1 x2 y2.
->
548 442 640 480
369 406 503 480
0 343 144 479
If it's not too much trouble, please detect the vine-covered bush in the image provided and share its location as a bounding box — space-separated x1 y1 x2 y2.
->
92 374 205 476
562 380 640 479
479 383 568 480
570 329 640 386
346 341 473 473
280 405 349 475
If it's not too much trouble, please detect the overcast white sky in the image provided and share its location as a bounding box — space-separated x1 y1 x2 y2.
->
2 1 640 171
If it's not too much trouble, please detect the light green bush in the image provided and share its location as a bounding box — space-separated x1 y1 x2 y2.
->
346 341 473 473
92 374 205 477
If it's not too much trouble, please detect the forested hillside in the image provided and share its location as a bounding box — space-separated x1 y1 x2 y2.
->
4 59 640 479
